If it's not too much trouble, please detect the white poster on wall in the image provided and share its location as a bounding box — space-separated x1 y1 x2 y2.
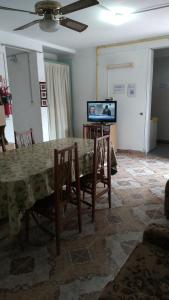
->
113 84 125 94
127 83 136 97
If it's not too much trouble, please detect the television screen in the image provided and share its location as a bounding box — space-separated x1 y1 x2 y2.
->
87 101 117 123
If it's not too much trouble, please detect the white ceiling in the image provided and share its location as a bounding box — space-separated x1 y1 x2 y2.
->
0 0 169 50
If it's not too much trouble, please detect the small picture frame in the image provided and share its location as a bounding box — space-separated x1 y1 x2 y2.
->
40 91 47 99
127 84 136 97
41 99 48 107
39 81 47 91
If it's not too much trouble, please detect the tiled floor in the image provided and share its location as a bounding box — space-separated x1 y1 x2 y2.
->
0 149 168 300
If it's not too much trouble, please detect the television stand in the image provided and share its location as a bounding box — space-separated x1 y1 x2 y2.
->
83 123 117 151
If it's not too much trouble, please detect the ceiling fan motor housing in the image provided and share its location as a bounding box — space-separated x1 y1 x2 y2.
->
35 0 62 16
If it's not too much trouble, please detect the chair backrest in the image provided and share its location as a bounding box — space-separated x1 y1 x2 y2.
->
83 123 103 139
93 135 111 184
54 142 80 207
14 128 35 149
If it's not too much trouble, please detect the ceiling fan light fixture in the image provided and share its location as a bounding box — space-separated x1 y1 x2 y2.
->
39 17 58 32
100 6 135 26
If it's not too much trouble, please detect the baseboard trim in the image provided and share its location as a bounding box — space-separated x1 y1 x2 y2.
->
117 149 146 157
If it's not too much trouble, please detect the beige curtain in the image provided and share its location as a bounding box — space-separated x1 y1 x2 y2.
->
45 62 73 139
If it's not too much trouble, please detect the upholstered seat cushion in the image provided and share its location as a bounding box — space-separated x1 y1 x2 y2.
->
99 242 169 300
143 223 169 249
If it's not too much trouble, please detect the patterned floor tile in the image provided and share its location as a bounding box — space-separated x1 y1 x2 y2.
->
105 231 142 271
126 167 154 177
10 256 35 275
0 239 50 290
149 186 165 199
69 248 92 264
131 204 164 225
79 291 100 300
111 178 141 189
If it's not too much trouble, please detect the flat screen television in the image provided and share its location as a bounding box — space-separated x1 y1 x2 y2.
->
87 100 117 123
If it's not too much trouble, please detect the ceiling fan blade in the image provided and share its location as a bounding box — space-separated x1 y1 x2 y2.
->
0 5 36 15
14 20 40 31
132 3 169 14
60 17 88 32
60 0 99 15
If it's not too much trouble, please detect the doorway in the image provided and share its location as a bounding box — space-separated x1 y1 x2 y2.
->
6 46 43 143
150 48 169 157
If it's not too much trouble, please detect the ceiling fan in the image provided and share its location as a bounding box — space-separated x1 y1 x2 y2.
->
0 0 99 32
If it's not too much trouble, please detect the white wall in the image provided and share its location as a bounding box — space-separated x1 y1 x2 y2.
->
72 48 96 137
151 55 169 141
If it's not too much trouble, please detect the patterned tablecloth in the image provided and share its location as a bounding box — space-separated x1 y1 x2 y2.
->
0 138 117 236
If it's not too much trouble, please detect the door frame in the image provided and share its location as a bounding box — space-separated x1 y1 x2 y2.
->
144 48 154 153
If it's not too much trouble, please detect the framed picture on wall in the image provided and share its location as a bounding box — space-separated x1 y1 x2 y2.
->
127 83 136 97
40 91 47 99
39 82 47 91
113 84 125 94
41 99 48 107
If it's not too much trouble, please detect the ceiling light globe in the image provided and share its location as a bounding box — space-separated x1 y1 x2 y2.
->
39 19 58 32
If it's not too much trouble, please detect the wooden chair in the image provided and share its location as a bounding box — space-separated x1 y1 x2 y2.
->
83 123 103 139
26 143 82 255
80 135 111 222
14 128 35 148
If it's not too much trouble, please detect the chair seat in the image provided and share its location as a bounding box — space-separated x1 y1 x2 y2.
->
78 173 108 192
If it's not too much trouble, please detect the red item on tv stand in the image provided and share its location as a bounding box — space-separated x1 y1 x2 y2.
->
4 103 12 116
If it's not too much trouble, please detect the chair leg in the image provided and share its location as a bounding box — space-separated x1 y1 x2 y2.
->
25 210 30 242
108 179 111 209
77 207 82 233
92 192 96 223
108 188 111 209
55 229 60 256
77 196 82 233
0 136 6 152
54 200 61 256
55 217 60 256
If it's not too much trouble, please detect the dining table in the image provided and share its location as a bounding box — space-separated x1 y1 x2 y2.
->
0 137 117 237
